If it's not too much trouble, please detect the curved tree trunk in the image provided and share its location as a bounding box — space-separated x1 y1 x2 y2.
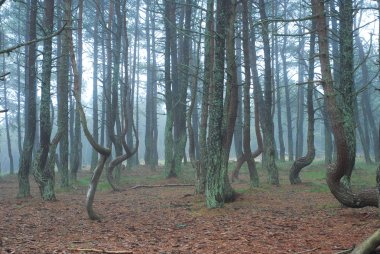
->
68 4 111 220
289 15 316 184
312 0 377 208
231 10 263 182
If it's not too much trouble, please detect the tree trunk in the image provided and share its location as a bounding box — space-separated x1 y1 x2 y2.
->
289 16 316 184
1 53 14 174
91 1 99 171
206 0 236 208
233 27 243 160
241 0 258 187
32 0 60 200
197 0 214 194
258 0 279 186
312 0 377 208
173 0 192 174
57 0 71 188
71 0 83 182
18 0 37 198
281 1 293 162
295 24 305 159
273 6 285 162
164 0 176 178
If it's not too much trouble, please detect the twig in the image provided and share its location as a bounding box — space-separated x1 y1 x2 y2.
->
296 247 320 254
68 248 133 254
0 109 8 113
130 184 194 190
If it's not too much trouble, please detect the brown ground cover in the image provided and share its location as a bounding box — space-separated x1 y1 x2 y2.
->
0 165 378 254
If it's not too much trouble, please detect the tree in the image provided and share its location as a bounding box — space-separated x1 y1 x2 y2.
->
57 0 71 188
258 0 279 185
241 0 259 187
205 0 236 208
18 0 37 198
312 0 377 207
70 0 83 181
197 0 214 194
289 12 316 184
32 0 64 200
90 1 100 171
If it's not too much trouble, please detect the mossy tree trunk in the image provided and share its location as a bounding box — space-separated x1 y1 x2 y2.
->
164 0 176 178
206 0 236 208
18 0 37 198
258 0 279 186
197 0 214 194
32 0 61 201
57 0 71 188
312 0 377 208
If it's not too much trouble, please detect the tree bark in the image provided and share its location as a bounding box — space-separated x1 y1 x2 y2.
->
32 0 60 200
312 0 377 208
289 15 316 184
197 0 214 194
57 0 71 188
258 0 279 186
206 0 236 208
18 0 37 198
71 0 83 182
91 1 100 171
241 0 259 187
164 0 176 178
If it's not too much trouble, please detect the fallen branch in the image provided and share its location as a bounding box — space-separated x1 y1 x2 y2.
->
68 248 132 254
296 247 320 254
130 183 194 190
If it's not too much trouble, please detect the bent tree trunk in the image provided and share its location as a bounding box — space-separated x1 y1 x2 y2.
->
312 0 377 208
68 10 111 220
289 16 316 184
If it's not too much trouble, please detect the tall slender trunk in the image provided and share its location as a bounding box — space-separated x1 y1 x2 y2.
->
242 0 258 187
71 0 83 181
258 0 279 185
164 0 176 178
197 0 214 194
57 0 71 188
91 2 100 170
233 27 243 160
18 0 37 197
281 1 293 162
274 4 285 161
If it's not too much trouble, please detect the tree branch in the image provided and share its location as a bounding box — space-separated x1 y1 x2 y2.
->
0 24 66 55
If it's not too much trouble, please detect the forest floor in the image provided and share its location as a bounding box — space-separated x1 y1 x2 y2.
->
0 161 379 254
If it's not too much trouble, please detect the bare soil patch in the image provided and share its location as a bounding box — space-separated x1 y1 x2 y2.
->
0 166 378 253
